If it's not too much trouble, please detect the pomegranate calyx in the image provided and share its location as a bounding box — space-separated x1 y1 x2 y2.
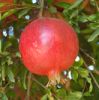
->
47 71 61 87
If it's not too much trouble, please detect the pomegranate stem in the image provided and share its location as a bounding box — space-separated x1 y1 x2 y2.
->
39 0 44 17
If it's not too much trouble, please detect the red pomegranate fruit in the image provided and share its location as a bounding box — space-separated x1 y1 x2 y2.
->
19 18 79 81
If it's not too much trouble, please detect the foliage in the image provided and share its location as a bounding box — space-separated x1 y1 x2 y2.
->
0 0 99 100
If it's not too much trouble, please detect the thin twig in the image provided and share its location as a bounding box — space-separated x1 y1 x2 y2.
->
32 75 47 90
80 48 99 88
80 48 95 64
32 75 61 100
89 72 99 88
93 69 99 75
25 72 32 100
84 62 99 89
39 0 44 17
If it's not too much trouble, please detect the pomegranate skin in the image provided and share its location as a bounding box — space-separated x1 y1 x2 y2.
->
19 18 79 77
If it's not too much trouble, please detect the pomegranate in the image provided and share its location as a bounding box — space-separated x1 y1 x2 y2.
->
19 18 79 83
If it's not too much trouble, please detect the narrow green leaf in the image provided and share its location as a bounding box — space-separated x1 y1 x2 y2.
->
88 28 99 42
70 9 78 19
68 0 83 10
1 94 8 100
86 78 93 93
18 9 31 18
79 68 89 78
7 56 13 65
1 9 17 20
22 70 28 89
1 66 5 81
74 58 84 68
67 91 82 100
7 67 15 83
71 70 78 81
55 2 71 9
84 77 93 96
41 94 48 100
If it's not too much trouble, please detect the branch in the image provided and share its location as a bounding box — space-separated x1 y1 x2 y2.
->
39 0 44 17
84 61 99 89
25 72 32 100
80 48 95 64
80 48 99 88
93 69 99 75
32 75 47 90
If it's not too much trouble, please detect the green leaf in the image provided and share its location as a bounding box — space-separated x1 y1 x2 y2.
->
49 6 57 14
1 9 17 20
7 67 15 83
68 0 83 10
70 9 78 19
1 94 8 100
78 79 85 88
79 68 89 78
22 70 28 89
1 66 5 81
74 58 84 68
41 94 48 100
55 2 71 9
6 89 16 98
87 13 99 22
0 51 9 56
84 77 93 96
18 9 31 18
71 70 78 81
15 52 21 58
7 56 13 65
56 88 67 99
47 0 53 4
88 28 99 42
78 14 88 22
68 91 82 100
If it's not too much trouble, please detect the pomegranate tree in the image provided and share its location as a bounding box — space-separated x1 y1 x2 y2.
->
19 18 79 84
